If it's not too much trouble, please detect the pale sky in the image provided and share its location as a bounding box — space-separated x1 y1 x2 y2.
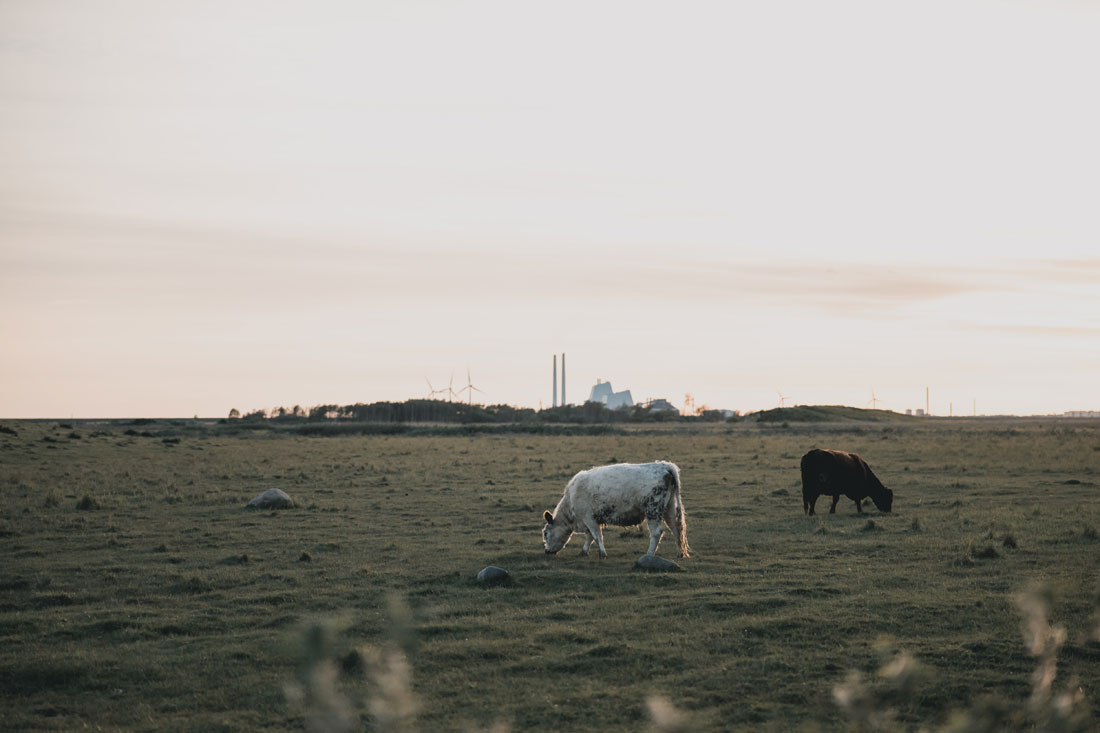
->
2 0 1098 418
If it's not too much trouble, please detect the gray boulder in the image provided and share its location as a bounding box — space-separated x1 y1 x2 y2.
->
476 566 513 586
634 554 682 572
246 488 295 509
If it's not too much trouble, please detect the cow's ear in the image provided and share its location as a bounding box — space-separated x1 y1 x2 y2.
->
544 510 554 524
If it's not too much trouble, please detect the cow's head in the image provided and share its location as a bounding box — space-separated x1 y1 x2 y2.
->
871 486 894 513
542 510 572 554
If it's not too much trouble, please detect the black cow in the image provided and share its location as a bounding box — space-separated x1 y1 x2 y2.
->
800 449 893 516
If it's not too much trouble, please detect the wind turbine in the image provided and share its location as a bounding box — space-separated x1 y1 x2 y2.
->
778 391 791 408
457 367 485 406
425 378 444 400
867 389 882 410
441 372 458 402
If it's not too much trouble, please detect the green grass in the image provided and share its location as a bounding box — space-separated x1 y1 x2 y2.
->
1 419 1098 730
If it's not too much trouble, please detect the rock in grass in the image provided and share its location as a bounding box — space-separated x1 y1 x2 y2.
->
476 566 512 586
246 488 294 510
634 555 682 572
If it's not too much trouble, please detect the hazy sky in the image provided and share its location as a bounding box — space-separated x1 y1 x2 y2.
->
2 1 1098 418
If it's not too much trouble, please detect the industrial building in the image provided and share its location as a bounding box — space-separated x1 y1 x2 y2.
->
587 379 634 409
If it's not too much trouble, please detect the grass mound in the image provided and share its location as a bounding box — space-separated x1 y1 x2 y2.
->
750 405 915 423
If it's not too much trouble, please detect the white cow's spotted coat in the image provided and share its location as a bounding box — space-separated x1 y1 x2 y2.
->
542 461 690 559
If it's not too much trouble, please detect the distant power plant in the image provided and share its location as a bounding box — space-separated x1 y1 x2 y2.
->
548 359 715 415
588 379 634 409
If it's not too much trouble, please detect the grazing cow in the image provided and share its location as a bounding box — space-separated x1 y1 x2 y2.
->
801 449 893 516
542 461 690 558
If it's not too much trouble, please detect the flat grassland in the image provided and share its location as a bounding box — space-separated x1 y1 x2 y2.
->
1 419 1098 731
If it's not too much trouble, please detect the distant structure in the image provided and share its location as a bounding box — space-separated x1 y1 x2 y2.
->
552 355 557 408
642 398 678 412
588 379 634 409
551 353 567 407
1064 410 1100 418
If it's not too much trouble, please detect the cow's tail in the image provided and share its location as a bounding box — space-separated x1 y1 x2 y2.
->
668 463 691 558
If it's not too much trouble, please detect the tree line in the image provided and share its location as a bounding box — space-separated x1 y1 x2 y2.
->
227 400 737 425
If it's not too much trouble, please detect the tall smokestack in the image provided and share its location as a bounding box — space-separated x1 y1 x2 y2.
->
561 353 566 406
553 355 557 408
926 387 930 416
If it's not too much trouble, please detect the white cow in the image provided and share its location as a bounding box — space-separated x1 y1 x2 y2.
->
542 461 690 559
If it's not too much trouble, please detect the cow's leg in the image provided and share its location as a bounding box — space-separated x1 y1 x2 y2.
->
594 527 607 559
579 531 594 557
645 518 664 556
807 495 818 516
829 495 840 514
582 518 607 559
854 498 863 513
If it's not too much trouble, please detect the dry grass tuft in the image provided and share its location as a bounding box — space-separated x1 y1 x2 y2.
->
645 695 692 732
972 545 1000 560
75 494 100 510
831 586 1093 732
286 598 419 733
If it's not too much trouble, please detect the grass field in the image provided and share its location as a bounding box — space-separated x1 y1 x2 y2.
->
1 418 1098 731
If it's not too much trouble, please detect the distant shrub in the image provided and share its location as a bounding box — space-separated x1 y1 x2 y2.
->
293 423 409 437
287 422 622 438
